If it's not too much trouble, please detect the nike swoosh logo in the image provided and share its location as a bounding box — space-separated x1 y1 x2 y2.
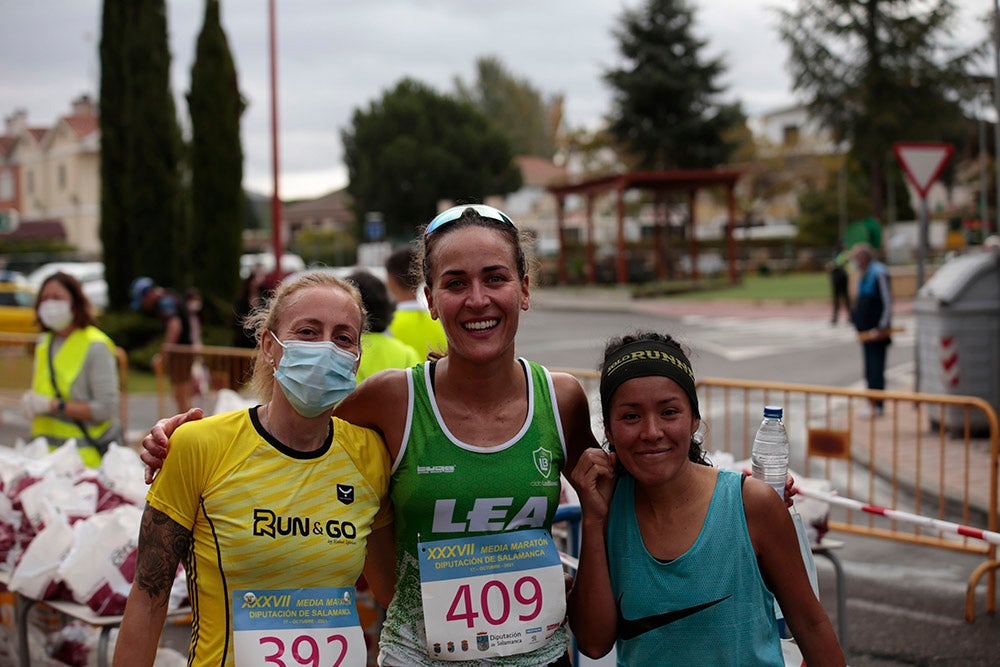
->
617 594 732 640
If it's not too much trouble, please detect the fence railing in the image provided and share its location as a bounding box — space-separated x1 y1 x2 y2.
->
151 357 1000 621
0 332 130 434
694 377 998 622
154 344 257 417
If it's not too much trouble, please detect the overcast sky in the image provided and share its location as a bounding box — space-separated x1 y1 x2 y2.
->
1 1 989 200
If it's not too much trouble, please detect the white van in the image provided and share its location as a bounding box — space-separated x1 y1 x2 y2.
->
239 252 306 279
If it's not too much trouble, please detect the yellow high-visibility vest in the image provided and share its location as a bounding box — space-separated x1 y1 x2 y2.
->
32 326 116 466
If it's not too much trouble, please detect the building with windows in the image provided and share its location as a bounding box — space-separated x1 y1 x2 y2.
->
1 95 100 253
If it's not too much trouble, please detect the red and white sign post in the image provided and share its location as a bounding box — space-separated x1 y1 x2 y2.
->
893 142 954 289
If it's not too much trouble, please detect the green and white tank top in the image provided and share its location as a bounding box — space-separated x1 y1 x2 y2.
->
378 358 569 666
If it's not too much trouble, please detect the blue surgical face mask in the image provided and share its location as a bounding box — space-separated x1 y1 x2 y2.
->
269 331 359 418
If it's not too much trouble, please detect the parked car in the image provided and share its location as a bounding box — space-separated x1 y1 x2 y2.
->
0 270 38 333
26 261 108 311
239 252 306 279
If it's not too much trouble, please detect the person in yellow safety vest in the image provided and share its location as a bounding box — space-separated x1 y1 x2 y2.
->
348 269 421 384
21 272 121 467
384 245 447 360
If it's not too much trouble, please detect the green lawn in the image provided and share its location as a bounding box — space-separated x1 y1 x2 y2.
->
666 271 830 302
126 368 160 394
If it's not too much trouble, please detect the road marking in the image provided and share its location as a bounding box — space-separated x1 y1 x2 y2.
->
680 314 914 361
848 598 965 626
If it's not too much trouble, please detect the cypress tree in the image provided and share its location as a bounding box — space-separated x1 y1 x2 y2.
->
99 0 185 308
188 0 245 323
99 0 132 309
130 0 185 287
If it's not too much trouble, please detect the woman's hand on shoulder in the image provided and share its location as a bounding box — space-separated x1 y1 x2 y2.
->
140 408 204 484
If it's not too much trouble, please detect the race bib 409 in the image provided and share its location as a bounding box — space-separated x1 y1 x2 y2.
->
418 529 566 660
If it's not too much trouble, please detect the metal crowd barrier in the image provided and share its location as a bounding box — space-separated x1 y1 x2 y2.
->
557 369 998 622
0 332 130 434
695 378 998 622
154 343 257 417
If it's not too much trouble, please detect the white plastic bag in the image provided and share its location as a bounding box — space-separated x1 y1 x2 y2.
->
0 492 20 571
9 516 74 600
19 477 97 531
791 509 820 599
58 504 143 615
213 388 257 415
97 443 149 507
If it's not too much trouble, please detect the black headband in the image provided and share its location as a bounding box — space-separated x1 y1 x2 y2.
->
600 339 700 421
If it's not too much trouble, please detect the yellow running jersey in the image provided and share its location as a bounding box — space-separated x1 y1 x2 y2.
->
147 407 392 666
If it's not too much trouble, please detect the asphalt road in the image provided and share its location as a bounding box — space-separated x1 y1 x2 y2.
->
518 304 999 666
3 299 996 665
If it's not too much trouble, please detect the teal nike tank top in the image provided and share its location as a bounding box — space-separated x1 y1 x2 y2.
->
609 468 782 665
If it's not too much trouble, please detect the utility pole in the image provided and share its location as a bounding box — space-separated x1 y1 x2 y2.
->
993 0 1000 234
269 0 283 274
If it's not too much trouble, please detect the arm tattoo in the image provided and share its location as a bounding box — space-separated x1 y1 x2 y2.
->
134 502 191 606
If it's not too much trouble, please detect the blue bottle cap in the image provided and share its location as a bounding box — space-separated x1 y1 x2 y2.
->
763 405 783 419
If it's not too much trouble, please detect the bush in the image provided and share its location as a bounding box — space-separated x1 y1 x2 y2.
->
97 310 168 370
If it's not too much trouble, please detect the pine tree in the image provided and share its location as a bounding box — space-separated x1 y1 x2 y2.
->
604 0 746 170
777 0 981 220
188 0 245 323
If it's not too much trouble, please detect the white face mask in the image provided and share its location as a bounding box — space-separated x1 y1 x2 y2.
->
38 299 74 331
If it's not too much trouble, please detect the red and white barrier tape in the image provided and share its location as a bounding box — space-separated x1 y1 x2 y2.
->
793 485 1000 547
559 551 579 571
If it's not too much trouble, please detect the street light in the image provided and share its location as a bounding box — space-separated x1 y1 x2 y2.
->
269 0 283 275
993 0 1000 234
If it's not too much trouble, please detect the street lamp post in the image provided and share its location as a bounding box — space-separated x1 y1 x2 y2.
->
269 0 283 275
993 0 1000 234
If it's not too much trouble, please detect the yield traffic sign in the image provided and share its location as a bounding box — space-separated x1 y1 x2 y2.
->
893 142 953 199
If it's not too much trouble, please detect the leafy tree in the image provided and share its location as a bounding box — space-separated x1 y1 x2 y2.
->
100 0 184 308
187 0 245 323
796 157 916 247
604 0 747 170
342 78 522 239
559 126 625 175
777 0 981 220
291 228 357 267
796 158 872 247
455 56 560 159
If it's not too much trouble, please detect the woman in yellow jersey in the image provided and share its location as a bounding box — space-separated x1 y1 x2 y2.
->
114 272 392 666
21 271 120 467
142 206 598 666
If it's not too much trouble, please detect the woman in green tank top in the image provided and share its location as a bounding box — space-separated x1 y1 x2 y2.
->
141 205 599 666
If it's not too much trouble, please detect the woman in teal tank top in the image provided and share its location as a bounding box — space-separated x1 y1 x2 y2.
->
568 332 845 666
141 205 599 666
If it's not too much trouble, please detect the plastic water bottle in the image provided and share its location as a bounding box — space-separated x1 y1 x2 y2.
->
751 405 789 499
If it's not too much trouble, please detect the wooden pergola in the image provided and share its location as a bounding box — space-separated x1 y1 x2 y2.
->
546 168 744 285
